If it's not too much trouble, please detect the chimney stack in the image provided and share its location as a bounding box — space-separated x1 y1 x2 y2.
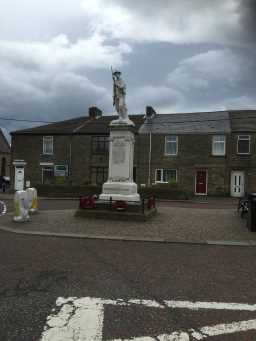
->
146 106 156 119
89 106 102 119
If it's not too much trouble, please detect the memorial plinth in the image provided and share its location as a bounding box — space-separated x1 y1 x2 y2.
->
99 119 140 202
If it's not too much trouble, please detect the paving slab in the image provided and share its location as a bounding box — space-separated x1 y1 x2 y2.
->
0 206 255 245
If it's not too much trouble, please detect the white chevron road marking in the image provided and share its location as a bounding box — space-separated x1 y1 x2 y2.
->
40 297 256 340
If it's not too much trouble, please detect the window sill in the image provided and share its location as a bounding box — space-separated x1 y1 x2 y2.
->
211 154 226 157
92 151 108 155
155 181 177 184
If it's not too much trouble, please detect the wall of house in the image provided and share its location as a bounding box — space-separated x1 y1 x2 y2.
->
0 152 11 177
11 134 72 187
11 129 256 196
70 134 95 185
11 132 141 188
227 132 256 193
137 133 230 196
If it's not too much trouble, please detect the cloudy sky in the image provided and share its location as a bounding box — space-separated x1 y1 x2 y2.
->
0 0 256 140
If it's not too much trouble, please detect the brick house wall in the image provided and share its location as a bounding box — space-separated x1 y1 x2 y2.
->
227 132 256 194
11 132 142 187
0 129 11 178
10 110 144 188
11 134 72 186
228 111 256 194
137 133 230 196
10 109 256 197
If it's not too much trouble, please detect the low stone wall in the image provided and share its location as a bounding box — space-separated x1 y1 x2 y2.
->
36 184 190 200
36 184 102 197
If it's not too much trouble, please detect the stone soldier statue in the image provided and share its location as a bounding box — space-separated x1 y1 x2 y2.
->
111 68 129 121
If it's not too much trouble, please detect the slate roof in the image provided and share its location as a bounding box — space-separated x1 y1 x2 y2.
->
229 110 256 132
139 111 231 134
10 110 256 137
11 115 145 135
0 129 11 154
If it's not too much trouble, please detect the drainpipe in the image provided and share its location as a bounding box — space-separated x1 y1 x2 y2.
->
148 130 152 187
145 106 156 187
69 136 72 183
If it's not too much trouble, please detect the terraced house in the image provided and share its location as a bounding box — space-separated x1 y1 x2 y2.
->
10 107 144 191
10 108 256 198
138 109 256 197
0 128 11 178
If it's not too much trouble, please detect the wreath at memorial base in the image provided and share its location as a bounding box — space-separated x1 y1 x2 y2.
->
0 201 7 215
112 200 128 211
147 196 156 210
79 195 96 209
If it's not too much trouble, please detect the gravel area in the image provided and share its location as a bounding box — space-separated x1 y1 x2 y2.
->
1 206 255 243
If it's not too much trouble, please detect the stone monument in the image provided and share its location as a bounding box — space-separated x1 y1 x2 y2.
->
99 70 140 202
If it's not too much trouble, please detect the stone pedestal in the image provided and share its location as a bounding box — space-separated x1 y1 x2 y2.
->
99 120 140 202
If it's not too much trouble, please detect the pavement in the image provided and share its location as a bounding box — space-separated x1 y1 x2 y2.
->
0 195 255 246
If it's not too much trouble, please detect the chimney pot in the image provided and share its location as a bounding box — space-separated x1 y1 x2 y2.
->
89 106 102 119
146 106 156 118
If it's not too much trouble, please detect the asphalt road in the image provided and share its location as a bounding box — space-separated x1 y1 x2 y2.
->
0 231 256 340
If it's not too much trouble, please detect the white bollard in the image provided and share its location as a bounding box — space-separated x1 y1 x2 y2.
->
26 187 38 213
13 190 30 222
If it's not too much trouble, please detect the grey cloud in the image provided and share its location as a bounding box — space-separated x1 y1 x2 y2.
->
238 0 256 43
85 0 256 46
0 0 255 140
127 85 184 114
167 49 253 91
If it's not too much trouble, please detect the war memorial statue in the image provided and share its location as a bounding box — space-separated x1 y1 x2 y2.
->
99 69 140 201
111 68 134 126
76 69 156 219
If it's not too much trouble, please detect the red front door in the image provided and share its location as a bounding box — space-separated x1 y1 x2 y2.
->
195 170 207 194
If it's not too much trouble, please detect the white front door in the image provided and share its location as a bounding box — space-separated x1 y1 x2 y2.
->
231 171 245 197
14 166 24 191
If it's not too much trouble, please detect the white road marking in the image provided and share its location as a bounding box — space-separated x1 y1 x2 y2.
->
40 297 256 341
103 298 256 311
112 332 190 340
191 318 256 340
41 297 104 341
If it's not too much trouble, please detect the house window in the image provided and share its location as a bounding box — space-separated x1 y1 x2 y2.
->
155 169 177 183
237 135 250 154
212 135 226 156
43 136 53 155
165 135 178 155
42 166 54 184
54 165 68 177
92 136 109 154
91 167 108 185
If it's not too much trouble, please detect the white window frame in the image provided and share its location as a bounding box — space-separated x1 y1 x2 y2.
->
212 135 226 156
237 135 250 155
43 136 53 155
155 168 177 183
165 135 178 156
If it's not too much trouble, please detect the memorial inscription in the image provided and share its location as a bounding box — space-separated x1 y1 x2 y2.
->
112 140 126 165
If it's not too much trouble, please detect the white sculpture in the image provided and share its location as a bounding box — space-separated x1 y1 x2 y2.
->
26 187 38 213
13 190 30 222
111 68 134 125
99 69 139 202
